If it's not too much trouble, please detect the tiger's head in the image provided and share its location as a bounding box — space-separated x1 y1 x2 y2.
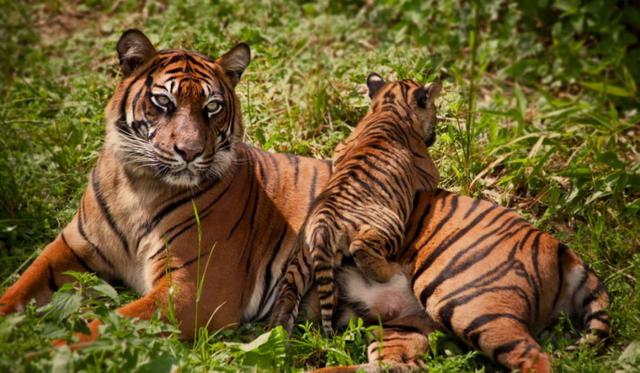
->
104 29 250 187
366 73 442 147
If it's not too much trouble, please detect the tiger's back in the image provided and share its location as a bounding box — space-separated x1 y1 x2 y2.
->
396 190 610 371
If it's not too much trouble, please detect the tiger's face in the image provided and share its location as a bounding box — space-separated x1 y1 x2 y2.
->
366 73 442 147
105 30 250 187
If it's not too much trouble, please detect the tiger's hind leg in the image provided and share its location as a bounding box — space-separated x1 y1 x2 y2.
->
0 232 94 315
350 224 402 284
468 319 551 373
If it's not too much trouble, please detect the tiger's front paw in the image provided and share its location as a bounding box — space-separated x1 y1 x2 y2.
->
0 296 23 316
52 319 101 350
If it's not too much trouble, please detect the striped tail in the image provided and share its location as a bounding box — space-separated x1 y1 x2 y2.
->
559 245 610 348
310 224 338 335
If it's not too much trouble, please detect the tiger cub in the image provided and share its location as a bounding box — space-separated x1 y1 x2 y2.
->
270 74 442 334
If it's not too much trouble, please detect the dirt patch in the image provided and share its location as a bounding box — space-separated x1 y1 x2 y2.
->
32 1 164 47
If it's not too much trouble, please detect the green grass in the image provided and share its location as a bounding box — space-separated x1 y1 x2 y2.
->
0 0 639 371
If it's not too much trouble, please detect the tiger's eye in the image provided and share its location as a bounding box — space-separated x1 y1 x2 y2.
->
151 94 172 110
205 100 223 116
156 95 170 106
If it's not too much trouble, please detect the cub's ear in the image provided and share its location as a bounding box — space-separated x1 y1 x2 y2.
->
416 81 443 108
217 43 251 87
426 80 442 98
366 72 386 99
117 29 157 77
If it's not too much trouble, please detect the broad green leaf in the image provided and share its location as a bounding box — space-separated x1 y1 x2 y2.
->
92 282 119 303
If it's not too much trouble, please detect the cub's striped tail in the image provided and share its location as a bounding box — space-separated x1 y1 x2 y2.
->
310 224 339 335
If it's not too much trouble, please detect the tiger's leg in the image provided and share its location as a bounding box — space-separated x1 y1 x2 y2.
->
350 225 401 284
70 272 196 346
366 313 436 371
268 247 313 333
312 313 436 373
0 233 92 315
468 318 551 373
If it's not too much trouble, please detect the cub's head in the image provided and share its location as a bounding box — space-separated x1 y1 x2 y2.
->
105 29 250 187
366 73 442 146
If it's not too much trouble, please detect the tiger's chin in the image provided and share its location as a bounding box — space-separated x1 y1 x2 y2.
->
162 169 207 188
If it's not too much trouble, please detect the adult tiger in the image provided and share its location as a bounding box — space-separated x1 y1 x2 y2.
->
0 30 608 372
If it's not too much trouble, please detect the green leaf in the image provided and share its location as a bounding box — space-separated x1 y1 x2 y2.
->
0 313 24 342
92 282 119 303
227 327 288 370
51 346 72 373
46 291 82 321
582 82 635 98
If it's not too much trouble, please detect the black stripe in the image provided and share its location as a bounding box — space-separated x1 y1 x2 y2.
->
138 178 217 245
256 227 289 313
584 310 609 325
119 62 160 121
518 343 537 359
438 285 531 332
492 339 524 361
148 181 233 262
530 232 543 321
438 259 517 304
77 197 115 271
309 166 319 204
551 243 567 311
91 168 130 256
462 313 527 339
571 267 590 309
409 195 461 280
413 202 495 286
590 328 609 339
581 282 605 308
463 198 482 219
484 207 513 227
226 166 256 241
405 199 432 247
153 249 212 284
60 232 92 272
419 216 529 304
47 264 58 291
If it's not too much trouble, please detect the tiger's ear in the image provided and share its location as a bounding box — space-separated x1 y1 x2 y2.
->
416 81 443 108
217 43 251 87
366 72 386 99
426 81 442 99
117 29 157 77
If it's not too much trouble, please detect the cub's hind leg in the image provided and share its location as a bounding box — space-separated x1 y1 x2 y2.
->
350 224 402 284
268 247 314 333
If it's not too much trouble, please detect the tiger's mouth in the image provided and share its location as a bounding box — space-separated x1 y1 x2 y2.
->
159 164 210 187
154 147 236 188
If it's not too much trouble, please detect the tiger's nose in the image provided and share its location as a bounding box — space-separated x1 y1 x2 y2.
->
174 143 204 162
